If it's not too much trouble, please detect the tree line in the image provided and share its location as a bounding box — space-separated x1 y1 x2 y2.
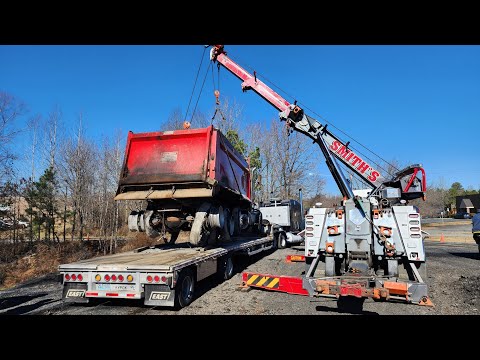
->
2 89 476 249
0 91 126 252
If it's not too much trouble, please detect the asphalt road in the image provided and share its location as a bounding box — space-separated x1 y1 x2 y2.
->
0 240 478 316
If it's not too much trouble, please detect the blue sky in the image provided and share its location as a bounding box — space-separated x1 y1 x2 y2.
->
1 45 479 194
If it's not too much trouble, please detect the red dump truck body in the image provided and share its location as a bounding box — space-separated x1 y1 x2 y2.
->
115 125 251 205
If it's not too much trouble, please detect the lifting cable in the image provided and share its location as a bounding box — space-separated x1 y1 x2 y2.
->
190 61 213 124
184 47 207 123
226 53 400 176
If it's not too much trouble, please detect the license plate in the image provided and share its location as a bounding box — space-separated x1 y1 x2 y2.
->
66 290 85 298
96 284 136 291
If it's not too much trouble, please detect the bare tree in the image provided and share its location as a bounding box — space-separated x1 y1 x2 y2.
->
0 91 27 182
266 119 323 200
42 106 63 170
161 107 209 131
27 114 41 182
211 97 243 134
58 114 97 241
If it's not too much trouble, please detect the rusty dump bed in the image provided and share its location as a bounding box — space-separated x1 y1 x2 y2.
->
58 236 270 273
114 125 251 203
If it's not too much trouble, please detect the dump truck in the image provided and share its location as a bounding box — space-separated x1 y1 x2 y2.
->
58 125 275 309
115 126 262 245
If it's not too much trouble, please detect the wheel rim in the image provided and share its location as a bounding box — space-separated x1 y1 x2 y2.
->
181 276 193 301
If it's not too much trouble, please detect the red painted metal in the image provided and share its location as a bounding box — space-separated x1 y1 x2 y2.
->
339 284 362 298
117 125 251 200
285 255 306 263
211 46 291 114
241 272 308 296
404 167 427 193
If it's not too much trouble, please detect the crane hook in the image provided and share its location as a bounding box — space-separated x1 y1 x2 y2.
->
214 90 220 105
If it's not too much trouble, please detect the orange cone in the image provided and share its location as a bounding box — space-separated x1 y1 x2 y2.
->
440 233 445 243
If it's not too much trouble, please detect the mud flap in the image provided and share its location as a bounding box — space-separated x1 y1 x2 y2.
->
144 284 175 307
63 283 89 303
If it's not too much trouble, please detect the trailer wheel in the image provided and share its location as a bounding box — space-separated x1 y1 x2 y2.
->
174 268 195 309
277 232 287 249
218 256 234 280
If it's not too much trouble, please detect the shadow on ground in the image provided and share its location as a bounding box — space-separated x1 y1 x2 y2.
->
0 293 48 310
315 304 379 315
4 298 59 315
449 252 479 260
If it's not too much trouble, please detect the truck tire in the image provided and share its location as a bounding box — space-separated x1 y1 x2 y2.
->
218 256 234 281
174 268 195 309
189 202 211 246
232 208 240 236
277 232 287 249
144 211 160 238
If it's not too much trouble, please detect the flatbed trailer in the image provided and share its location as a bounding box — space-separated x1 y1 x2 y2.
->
59 235 275 309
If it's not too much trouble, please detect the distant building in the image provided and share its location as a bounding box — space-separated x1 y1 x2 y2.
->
456 194 480 214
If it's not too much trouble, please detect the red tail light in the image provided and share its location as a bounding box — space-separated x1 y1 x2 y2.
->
161 276 167 282
105 274 111 282
118 275 124 282
111 275 117 282
146 275 153 283
154 275 160 283
77 274 83 281
65 274 71 281
71 274 77 281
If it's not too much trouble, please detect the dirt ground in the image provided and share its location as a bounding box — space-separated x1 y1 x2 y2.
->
0 239 478 316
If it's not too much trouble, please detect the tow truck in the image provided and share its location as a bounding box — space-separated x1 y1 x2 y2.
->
209 45 432 307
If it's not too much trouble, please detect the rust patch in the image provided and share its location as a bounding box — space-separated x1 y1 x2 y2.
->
114 188 214 201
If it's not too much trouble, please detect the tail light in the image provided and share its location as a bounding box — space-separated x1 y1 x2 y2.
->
118 275 124 282
146 275 153 283
154 275 160 283
326 242 334 254
105 274 111 282
65 274 71 281
111 275 117 282
161 276 167 282
71 274 77 281
127 275 133 282
95 274 101 281
77 274 83 281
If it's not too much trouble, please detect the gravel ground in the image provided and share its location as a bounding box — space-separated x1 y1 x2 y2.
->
0 240 478 316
